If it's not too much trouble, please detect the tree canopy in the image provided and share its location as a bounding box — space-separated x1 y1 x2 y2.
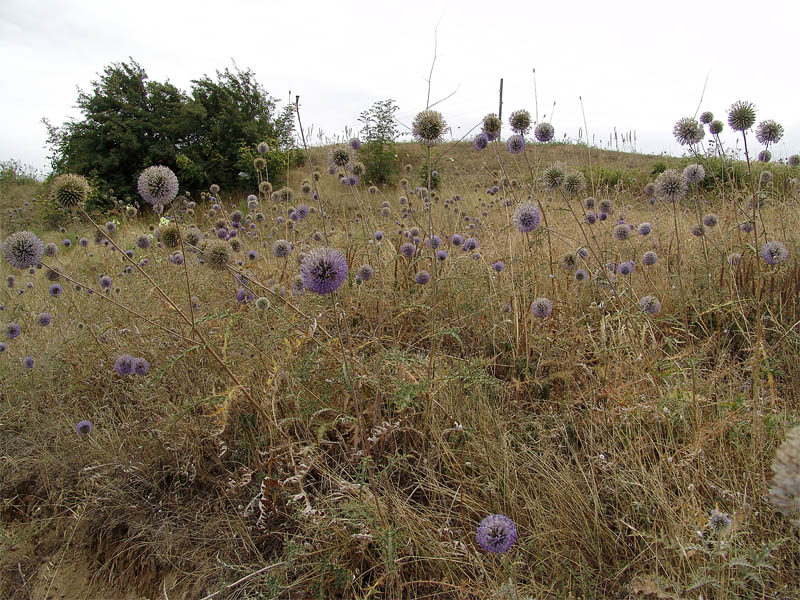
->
43 60 297 204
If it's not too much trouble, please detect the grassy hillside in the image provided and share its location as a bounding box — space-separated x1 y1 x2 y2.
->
1 140 799 599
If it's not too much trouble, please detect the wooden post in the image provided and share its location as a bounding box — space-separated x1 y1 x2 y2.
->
498 78 504 135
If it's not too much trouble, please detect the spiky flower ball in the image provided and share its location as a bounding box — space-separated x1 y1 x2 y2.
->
75 420 93 435
476 514 517 554
789 155 800 167
349 137 362 150
703 214 718 228
137 166 179 206
412 110 447 146
160 224 180 248
683 163 706 184
755 120 784 145
414 270 431 285
563 171 586 195
473 132 489 150
758 150 772 163
760 170 773 185
654 169 688 202
50 173 90 209
328 147 351 169
727 252 742 266
638 222 652 236
673 117 705 146
201 239 232 271
513 202 540 233
272 239 293 258
728 100 756 132
399 242 416 259
253 157 266 170
613 224 631 241
114 354 136 376
642 250 658 266
534 122 555 143
531 297 553 319
184 228 203 247
768 425 800 523
482 113 502 140
300 247 348 295
506 134 526 154
135 234 151 249
4 322 21 339
509 109 532 134
598 198 613 215
356 264 374 282
3 231 44 269
639 295 661 314
542 164 565 189
760 241 789 265
257 141 270 154
699 111 714 124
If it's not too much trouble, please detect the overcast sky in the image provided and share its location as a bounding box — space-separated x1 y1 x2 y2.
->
1 0 798 175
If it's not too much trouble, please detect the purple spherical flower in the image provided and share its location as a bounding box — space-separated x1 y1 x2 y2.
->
760 241 789 265
356 264 374 282
642 250 658 266
617 261 634 276
473 132 489 150
236 287 255 303
639 295 661 314
99 275 113 289
349 137 362 150
425 235 442 249
133 357 150 376
512 202 540 233
300 247 348 295
48 283 63 297
0 342 6 352
575 268 588 282
637 222 652 236
492 260 505 272
476 514 517 554
137 165 179 206
463 237 479 252
22 356 34 369
450 233 464 247
5 322 21 339
531 297 553 319
75 420 93 435
36 312 51 327
414 270 431 285
506 134 526 154
613 224 631 241
272 239 293 258
435 249 448 261
373 230 385 242
114 354 135 376
399 242 416 259
2 231 44 270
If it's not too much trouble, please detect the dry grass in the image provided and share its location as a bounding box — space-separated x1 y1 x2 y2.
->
1 142 799 599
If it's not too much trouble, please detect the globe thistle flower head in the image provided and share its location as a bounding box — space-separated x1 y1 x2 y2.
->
272 239 293 258
349 137 362 150
699 111 714 124
48 283 63 297
563 171 586 195
253 157 266 170
79 237 88 247
4 322 21 339
740 221 755 234
509 109 532 134
639 295 661 314
506 134 526 154
683 163 706 184
728 100 756 132
414 270 431 285
476 514 517 554
755 120 784 145
436 249 448 261
44 242 58 257
583 196 596 210
673 117 705 146
654 169 688 202
727 252 742 266
760 240 789 265
114 354 135 375
236 287 255 303
257 141 270 154
482 113 502 139
760 170 773 185
356 264 374 282
703 213 719 228
617 260 634 276
75 420 93 435
255 296 271 310
463 237 479 252
450 234 464 247
691 224 705 237
300 247 348 295
373 230 384 242
575 268 589 282
473 132 489 150
3 231 44 269
160 224 180 248
135 234 151 249
51 173 91 209
399 242 416 259
534 122 555 143
201 239 232 270
708 508 732 534
767 425 800 521
542 164 565 189
492 260 505 272
425 235 443 250
412 110 447 146
561 252 578 272
0 342 6 352
329 146 351 168
710 120 724 135
613 224 630 241
20 356 34 369
512 202 541 233
134 357 150 376
137 166 179 206
788 155 800 167
638 222 653 236
531 297 553 319
294 204 310 220
644 183 655 197
585 212 597 224
758 150 771 163
642 250 658 265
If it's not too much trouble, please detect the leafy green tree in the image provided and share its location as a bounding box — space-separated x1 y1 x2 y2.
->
43 60 296 206
357 99 400 184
